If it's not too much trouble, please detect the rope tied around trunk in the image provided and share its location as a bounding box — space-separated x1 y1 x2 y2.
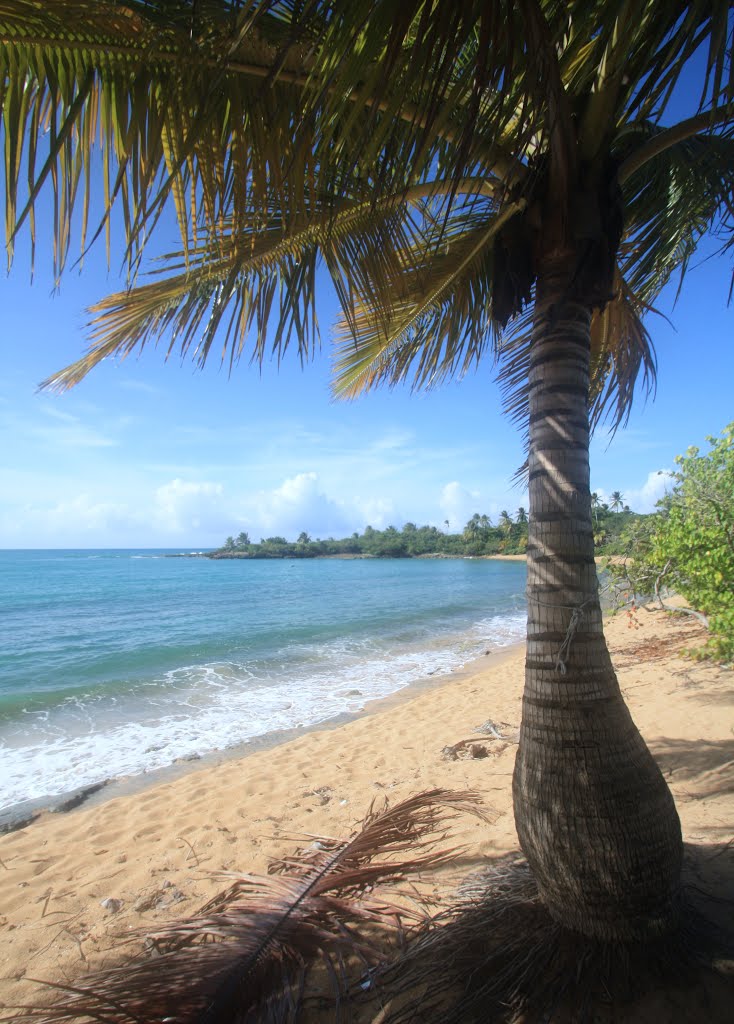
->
554 601 590 674
531 597 595 674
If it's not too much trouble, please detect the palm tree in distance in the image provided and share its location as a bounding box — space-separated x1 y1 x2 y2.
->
591 491 602 526
463 513 482 547
2 0 733 955
516 507 528 525
610 490 625 512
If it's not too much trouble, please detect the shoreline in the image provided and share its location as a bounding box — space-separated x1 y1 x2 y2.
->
0 639 524 833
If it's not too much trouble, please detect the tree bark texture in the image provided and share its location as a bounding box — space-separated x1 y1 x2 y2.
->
512 250 683 941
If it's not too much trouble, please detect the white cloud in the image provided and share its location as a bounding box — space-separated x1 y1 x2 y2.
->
439 481 479 531
0 467 406 547
118 378 161 395
0 494 136 546
368 429 415 453
242 472 353 540
154 479 225 534
626 469 675 513
3 403 119 450
350 496 396 531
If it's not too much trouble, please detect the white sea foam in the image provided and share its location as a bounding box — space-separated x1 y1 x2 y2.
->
0 611 526 810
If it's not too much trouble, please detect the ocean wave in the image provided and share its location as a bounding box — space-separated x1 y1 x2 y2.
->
0 610 525 810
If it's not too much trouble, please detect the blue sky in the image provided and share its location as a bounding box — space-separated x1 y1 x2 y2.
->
1 225 731 549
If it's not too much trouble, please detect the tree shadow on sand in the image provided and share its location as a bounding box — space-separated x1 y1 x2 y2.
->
651 737 734 801
357 838 734 1024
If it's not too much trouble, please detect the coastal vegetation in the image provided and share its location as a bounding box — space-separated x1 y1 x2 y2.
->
2 1 732 1020
214 502 641 559
607 423 734 663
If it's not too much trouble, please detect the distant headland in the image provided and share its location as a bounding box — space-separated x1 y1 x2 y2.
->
196 504 642 560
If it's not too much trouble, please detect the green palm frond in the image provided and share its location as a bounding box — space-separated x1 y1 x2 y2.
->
43 181 491 390
2 1 733 428
494 267 656 446
330 197 526 399
293 0 532 190
619 125 734 303
0 0 324 276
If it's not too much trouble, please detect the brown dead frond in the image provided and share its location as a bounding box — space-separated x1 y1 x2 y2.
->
6 790 490 1024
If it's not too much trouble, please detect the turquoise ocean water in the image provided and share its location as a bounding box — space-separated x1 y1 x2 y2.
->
0 550 526 811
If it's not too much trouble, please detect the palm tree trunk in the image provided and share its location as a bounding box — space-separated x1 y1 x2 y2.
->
512 249 683 942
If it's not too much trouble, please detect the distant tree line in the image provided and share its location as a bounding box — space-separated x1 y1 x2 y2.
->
212 502 643 561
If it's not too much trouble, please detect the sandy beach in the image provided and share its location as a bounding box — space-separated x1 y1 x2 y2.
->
1 606 732 1017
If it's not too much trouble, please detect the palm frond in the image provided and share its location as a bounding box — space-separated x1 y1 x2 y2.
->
619 124 734 302
587 271 657 431
41 182 459 390
497 266 657 447
618 2 733 124
290 0 532 193
0 0 323 276
8 790 492 1024
330 196 528 399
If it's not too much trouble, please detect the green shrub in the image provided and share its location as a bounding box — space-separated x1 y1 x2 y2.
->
608 423 734 663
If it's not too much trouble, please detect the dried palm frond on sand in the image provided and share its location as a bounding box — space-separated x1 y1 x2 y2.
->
5 790 493 1024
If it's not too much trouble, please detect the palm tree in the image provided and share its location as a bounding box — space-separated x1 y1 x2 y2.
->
499 509 513 535
591 491 602 526
610 490 625 512
516 507 528 525
462 513 481 547
2 0 733 947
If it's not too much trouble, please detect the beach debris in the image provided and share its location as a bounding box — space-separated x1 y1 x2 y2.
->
133 883 187 913
475 719 507 738
0 809 41 835
53 780 110 814
177 836 199 866
475 719 520 743
134 892 159 913
441 739 492 761
100 897 124 914
0 780 109 835
305 785 333 805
